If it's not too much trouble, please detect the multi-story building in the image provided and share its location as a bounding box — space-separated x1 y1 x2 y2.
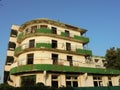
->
4 18 120 87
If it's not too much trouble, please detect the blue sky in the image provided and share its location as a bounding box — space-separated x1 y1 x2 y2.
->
0 0 120 83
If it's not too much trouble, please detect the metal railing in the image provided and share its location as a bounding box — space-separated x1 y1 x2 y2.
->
11 57 99 68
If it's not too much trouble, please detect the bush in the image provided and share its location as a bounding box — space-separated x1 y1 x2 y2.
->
0 83 13 90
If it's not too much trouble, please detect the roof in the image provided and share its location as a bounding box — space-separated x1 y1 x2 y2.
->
19 18 87 34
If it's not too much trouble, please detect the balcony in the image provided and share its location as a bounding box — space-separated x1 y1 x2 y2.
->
10 64 120 75
17 33 24 42
36 28 51 33
17 28 52 43
14 42 92 57
61 32 89 44
14 46 22 55
17 28 89 44
76 48 92 56
11 56 96 69
14 43 52 56
74 35 89 44
36 43 52 48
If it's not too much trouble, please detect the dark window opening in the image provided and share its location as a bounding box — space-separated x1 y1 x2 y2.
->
66 75 78 87
94 81 98 87
51 27 57 34
52 75 58 88
93 76 102 87
10 30 17 37
27 53 34 64
66 81 71 87
29 39 35 48
66 42 71 51
52 81 58 88
4 71 9 83
6 56 14 65
95 59 99 63
66 76 71 79
31 26 37 33
52 75 58 79
108 77 112 86
52 40 57 48
21 75 36 86
73 81 78 87
65 30 70 37
67 56 73 66
25 29 29 34
108 81 112 86
52 54 58 65
8 42 16 50
40 25 48 28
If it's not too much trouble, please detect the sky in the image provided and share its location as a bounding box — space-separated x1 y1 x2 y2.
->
0 0 120 83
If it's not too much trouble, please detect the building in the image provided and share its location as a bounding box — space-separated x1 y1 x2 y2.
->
4 18 120 87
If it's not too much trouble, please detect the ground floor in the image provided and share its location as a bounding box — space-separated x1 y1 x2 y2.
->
8 71 120 87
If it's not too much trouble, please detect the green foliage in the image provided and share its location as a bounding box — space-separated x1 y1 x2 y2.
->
0 83 13 90
36 43 52 48
10 64 120 75
61 32 66 37
14 46 22 55
105 47 120 70
74 35 89 43
17 33 24 41
36 28 51 33
76 48 92 56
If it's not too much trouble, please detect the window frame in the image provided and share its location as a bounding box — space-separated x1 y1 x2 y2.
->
27 53 34 64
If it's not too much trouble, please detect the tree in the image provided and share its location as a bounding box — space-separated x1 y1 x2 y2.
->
105 47 120 70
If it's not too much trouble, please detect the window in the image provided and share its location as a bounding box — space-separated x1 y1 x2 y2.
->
52 75 58 88
27 53 34 64
21 75 36 86
40 25 48 28
25 28 29 34
52 40 57 48
8 42 16 50
95 59 99 63
66 75 78 87
67 56 73 66
93 76 103 87
10 30 17 37
65 30 70 37
66 42 71 51
108 77 112 86
52 54 58 65
51 27 57 34
29 39 35 48
31 26 37 33
6 56 14 65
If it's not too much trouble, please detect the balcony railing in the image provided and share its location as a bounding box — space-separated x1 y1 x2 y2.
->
76 48 92 56
11 57 96 69
36 43 52 48
14 46 22 55
17 33 24 41
14 43 52 56
14 42 92 57
10 64 120 75
36 28 51 34
74 35 89 43
17 28 89 44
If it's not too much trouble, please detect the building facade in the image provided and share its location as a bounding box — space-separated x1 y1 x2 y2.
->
4 18 120 87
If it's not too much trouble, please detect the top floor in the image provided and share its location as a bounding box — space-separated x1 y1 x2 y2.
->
19 18 87 34
12 18 89 44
